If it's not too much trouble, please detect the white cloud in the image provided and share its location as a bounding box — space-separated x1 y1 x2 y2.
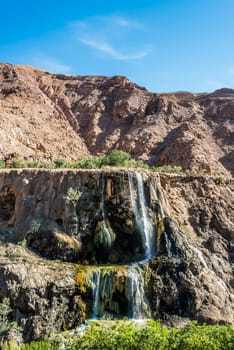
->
229 67 234 75
79 37 148 60
70 14 149 61
110 16 141 29
32 55 71 74
70 20 88 29
113 16 131 27
71 15 141 30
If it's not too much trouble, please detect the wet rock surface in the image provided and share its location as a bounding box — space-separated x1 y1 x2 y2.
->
150 218 233 324
0 169 233 341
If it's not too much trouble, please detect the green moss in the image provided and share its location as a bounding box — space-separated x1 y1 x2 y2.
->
75 266 93 293
94 220 116 248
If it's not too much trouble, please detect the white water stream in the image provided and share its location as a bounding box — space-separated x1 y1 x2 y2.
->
128 172 154 260
100 175 112 248
92 270 101 319
128 264 151 319
91 172 154 320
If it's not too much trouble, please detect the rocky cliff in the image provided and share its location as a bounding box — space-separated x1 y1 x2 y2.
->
0 169 233 341
0 64 233 176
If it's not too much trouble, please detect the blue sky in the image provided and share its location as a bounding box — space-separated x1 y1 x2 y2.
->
1 0 234 92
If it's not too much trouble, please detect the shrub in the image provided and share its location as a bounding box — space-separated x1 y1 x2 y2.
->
54 158 68 168
0 298 18 333
10 158 27 168
70 321 234 350
153 165 183 173
215 176 226 185
0 159 5 168
26 160 44 168
20 341 57 350
1 321 234 349
66 188 82 206
29 219 42 233
1 340 19 350
105 150 131 166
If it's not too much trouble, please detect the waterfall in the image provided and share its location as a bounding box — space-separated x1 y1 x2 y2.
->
128 264 151 319
128 172 154 260
90 264 151 320
89 171 154 321
90 267 125 319
92 270 101 319
100 174 112 248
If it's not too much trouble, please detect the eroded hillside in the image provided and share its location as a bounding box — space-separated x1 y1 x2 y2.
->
0 64 233 176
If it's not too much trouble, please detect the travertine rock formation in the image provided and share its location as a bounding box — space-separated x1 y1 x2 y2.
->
0 64 233 176
0 169 233 341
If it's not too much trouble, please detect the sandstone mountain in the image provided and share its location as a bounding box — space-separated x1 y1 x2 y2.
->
0 63 233 176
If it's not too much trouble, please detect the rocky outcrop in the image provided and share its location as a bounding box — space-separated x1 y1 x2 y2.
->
0 245 85 342
0 64 234 176
150 218 233 325
0 169 233 341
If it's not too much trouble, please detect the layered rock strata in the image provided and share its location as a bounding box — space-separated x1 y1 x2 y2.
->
0 169 233 341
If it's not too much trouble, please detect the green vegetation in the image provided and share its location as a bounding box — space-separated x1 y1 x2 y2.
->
1 321 233 350
0 159 5 168
10 158 27 168
1 151 227 176
69 321 234 350
104 149 131 166
154 165 183 173
29 219 42 234
66 187 82 206
1 341 56 350
0 150 186 173
0 298 18 333
215 175 226 185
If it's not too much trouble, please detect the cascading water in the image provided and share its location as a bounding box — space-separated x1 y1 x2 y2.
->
128 264 151 319
89 171 155 320
128 172 155 260
90 267 128 319
100 175 112 248
92 270 101 319
90 265 150 320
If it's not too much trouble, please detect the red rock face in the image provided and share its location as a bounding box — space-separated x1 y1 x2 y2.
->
0 63 233 176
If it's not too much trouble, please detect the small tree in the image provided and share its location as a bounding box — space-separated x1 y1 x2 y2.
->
54 158 68 168
105 150 131 166
66 188 82 206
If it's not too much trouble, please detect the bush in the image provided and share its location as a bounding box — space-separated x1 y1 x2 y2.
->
0 152 192 174
54 158 68 168
10 158 27 168
1 341 57 350
66 188 82 206
170 322 234 350
72 156 105 169
26 160 44 168
0 160 5 168
20 341 57 350
105 150 131 166
1 321 233 349
153 165 183 173
0 298 18 333
70 321 234 350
